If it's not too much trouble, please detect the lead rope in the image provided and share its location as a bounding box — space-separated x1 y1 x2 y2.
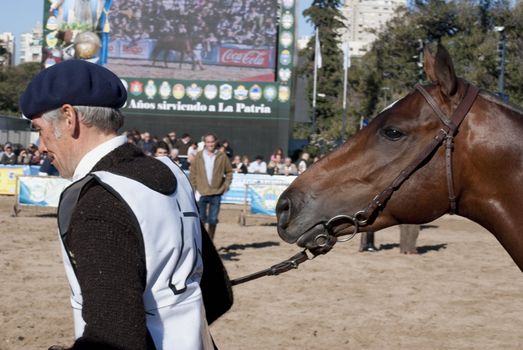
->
230 248 322 286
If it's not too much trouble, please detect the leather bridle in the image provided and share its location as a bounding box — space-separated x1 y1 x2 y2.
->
230 82 480 287
313 82 480 248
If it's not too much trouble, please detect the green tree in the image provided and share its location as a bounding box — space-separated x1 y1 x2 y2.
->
295 0 346 154
348 0 522 128
0 62 41 116
297 0 522 150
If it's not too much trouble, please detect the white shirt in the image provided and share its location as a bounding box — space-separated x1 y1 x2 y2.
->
248 160 267 174
72 135 127 181
202 150 216 186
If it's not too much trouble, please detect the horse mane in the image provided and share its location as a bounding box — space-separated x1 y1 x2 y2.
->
479 90 523 116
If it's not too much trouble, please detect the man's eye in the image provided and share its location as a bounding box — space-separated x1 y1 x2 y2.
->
381 127 404 141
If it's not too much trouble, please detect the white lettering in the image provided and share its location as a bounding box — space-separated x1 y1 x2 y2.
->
218 102 234 112
128 99 156 109
235 103 271 114
156 101 209 111
126 100 272 115
221 49 268 66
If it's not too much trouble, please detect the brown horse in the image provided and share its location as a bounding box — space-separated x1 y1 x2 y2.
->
276 44 523 271
151 33 195 70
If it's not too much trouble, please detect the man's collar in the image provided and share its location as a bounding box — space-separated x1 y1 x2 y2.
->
72 135 127 181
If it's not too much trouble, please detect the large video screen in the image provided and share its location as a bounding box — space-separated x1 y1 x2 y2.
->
42 0 296 120
107 0 279 82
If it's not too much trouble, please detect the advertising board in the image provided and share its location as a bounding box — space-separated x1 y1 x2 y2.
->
42 0 296 121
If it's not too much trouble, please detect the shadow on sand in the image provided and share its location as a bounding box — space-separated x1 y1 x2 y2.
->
218 241 280 261
377 243 447 255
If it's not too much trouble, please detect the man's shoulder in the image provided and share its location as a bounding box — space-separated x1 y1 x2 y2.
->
93 143 177 195
216 152 232 166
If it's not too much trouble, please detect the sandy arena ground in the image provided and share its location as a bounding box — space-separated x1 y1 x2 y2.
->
1 196 522 350
106 59 275 81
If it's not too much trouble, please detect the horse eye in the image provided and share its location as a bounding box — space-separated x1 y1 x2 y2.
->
381 127 404 141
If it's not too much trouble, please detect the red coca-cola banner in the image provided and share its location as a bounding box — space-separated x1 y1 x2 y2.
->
219 47 272 68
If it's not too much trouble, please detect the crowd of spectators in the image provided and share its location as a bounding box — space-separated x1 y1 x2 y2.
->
1 128 316 178
125 128 315 176
111 0 278 56
0 142 58 175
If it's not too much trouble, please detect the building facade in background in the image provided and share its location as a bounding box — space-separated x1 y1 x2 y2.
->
0 32 15 67
19 22 43 64
341 0 405 57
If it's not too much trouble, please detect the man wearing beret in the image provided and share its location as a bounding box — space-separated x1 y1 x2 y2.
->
20 60 232 350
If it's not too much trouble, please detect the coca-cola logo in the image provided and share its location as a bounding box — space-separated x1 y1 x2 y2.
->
221 49 268 66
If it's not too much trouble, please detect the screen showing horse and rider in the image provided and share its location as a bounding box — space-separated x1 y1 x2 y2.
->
105 0 279 81
43 0 295 119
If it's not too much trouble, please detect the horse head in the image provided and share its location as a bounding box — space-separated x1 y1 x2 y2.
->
276 44 482 250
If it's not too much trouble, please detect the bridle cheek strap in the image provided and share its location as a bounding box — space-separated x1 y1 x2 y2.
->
415 83 480 214
355 82 480 224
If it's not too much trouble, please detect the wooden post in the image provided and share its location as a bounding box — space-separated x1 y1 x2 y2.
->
399 224 420 254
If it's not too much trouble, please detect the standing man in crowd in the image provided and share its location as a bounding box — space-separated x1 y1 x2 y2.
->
175 133 192 168
190 133 233 240
138 131 156 156
162 130 178 150
20 60 231 349
297 151 311 174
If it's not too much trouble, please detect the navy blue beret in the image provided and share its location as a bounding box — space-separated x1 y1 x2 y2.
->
20 60 127 119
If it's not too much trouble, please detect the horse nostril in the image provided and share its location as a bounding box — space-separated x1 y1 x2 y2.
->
276 197 291 230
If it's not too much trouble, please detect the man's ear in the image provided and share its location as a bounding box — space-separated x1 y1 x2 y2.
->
60 104 80 137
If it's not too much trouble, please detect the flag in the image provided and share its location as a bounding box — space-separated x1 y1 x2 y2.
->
314 28 322 69
343 42 351 71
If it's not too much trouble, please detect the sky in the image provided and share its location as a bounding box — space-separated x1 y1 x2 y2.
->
0 0 315 64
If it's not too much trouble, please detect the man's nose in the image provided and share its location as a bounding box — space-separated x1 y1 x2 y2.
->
38 139 47 153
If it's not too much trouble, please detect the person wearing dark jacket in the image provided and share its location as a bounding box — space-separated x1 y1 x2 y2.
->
20 60 232 350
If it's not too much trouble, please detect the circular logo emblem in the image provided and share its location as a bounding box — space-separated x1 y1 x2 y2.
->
44 57 58 68
280 32 293 48
278 68 292 82
281 13 294 29
249 84 262 101
46 16 58 31
264 85 277 102
129 80 143 96
278 86 290 102
46 31 58 48
234 85 249 101
220 84 233 100
282 0 294 9
204 84 218 100
280 49 291 65
186 83 203 100
145 80 157 99
159 81 171 100
172 84 185 99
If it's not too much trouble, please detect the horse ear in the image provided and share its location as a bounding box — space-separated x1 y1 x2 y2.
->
423 45 437 83
433 44 458 97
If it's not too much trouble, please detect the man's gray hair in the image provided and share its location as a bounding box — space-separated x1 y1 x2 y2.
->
42 106 124 133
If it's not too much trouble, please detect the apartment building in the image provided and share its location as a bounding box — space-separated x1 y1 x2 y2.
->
19 22 43 64
341 0 405 57
0 32 15 67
